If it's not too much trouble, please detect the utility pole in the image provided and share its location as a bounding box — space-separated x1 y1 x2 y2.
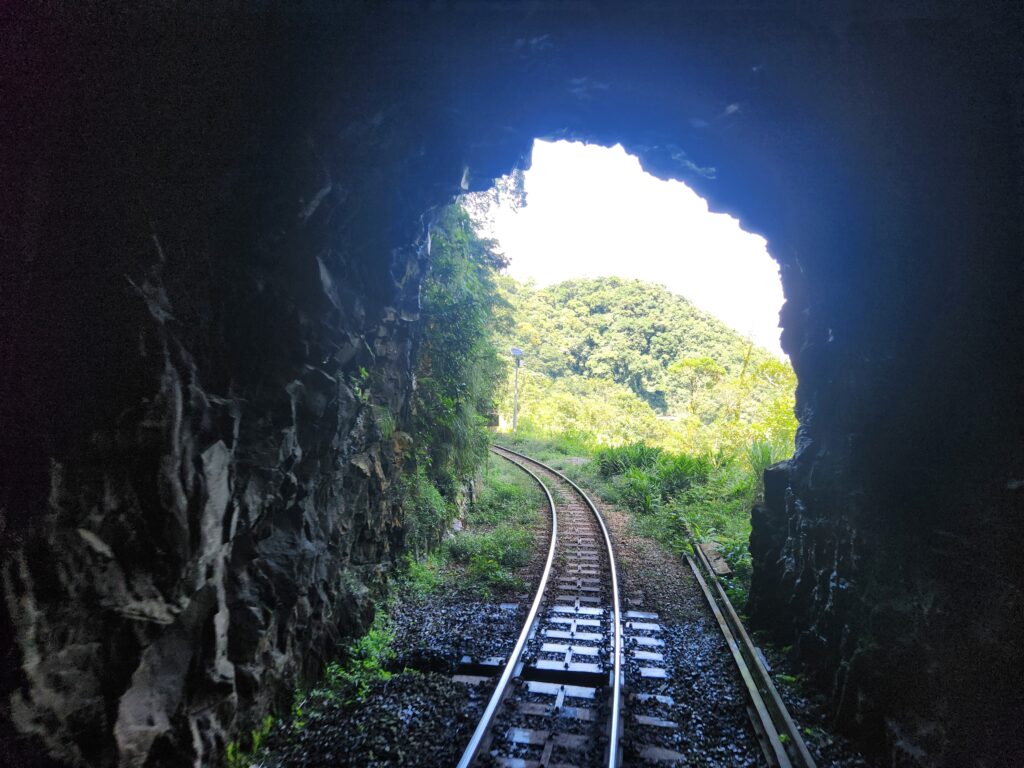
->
511 347 523 433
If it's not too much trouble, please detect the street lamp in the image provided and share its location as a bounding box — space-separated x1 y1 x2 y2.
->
510 347 523 433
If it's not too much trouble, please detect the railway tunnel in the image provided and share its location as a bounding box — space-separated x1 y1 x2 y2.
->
2 2 1022 766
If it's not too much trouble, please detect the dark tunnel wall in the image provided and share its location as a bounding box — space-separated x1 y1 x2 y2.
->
2 2 1022 766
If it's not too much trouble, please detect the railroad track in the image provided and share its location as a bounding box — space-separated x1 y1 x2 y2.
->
456 445 815 768
456 445 622 768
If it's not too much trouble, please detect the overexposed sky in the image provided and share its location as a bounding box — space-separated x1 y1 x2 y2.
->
481 140 786 357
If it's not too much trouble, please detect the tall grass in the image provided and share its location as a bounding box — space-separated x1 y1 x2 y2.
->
594 442 715 507
446 525 532 570
561 437 785 607
596 443 663 477
745 437 789 499
397 452 542 598
617 467 662 514
469 473 536 526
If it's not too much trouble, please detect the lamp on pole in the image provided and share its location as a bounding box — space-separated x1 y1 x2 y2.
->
510 347 523 433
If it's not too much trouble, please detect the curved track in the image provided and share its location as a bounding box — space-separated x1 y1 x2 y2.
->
456 445 623 768
457 445 815 768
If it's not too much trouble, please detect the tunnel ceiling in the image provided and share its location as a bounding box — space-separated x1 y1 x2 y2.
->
3 2 1023 767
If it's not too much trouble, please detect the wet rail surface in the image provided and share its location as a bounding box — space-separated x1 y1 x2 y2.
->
456 445 622 768
456 446 815 768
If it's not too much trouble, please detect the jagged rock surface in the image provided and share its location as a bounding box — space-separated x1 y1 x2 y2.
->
2 3 1022 767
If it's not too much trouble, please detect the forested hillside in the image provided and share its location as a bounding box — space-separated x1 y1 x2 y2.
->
494 277 796 454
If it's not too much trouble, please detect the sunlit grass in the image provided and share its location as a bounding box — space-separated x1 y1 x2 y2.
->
497 430 775 606
396 453 543 599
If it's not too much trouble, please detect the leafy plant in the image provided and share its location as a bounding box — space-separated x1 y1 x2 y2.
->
446 525 532 570
320 613 395 703
398 204 507 559
746 437 789 499
399 552 444 596
469 476 534 526
225 715 275 768
400 467 456 557
372 405 396 440
654 451 713 499
596 443 663 477
615 467 661 514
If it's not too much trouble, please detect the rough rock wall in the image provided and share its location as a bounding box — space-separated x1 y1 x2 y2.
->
3 3 1023 767
744 16 1024 768
0 6 443 766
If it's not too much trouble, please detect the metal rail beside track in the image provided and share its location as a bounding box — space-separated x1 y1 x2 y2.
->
687 542 817 768
456 446 623 768
457 444 812 768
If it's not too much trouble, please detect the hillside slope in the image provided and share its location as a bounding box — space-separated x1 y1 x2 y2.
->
495 276 795 450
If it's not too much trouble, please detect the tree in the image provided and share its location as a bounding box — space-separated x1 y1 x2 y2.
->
492 275 797 454
668 357 726 415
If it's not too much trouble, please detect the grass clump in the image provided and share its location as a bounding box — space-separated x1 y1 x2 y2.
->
447 525 532 595
322 617 396 702
596 443 663 477
616 467 662 515
239 610 398 764
396 450 543 599
225 716 274 768
447 525 532 569
290 610 396 727
401 467 458 558
469 457 539 526
399 551 445 597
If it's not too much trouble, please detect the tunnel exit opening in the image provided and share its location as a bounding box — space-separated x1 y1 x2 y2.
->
458 137 797 593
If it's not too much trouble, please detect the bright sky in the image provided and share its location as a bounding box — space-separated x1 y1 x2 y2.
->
482 140 787 357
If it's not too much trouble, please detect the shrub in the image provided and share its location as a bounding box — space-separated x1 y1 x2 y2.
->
596 442 663 477
321 616 395 702
447 525 532 570
746 437 789 499
654 452 713 500
225 716 275 768
399 553 444 596
466 554 525 593
470 478 532 526
616 467 661 514
402 469 456 557
551 429 597 456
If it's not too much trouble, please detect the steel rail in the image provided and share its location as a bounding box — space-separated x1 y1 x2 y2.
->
455 449 558 768
491 444 623 768
688 541 817 768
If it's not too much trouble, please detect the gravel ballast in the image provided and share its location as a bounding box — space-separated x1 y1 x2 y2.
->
259 450 876 766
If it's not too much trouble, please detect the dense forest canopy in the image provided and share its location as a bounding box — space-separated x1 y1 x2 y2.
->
492 276 796 454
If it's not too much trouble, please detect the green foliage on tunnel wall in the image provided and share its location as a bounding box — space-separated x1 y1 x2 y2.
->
403 205 507 553
493 276 796 454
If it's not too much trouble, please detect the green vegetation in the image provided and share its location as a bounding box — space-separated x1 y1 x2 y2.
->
602 444 755 576
401 205 508 554
399 454 543 598
493 277 795 455
320 616 397 702
225 716 274 768
447 525 532 593
230 612 400 763
501 434 767 605
292 612 397 714
491 275 797 601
